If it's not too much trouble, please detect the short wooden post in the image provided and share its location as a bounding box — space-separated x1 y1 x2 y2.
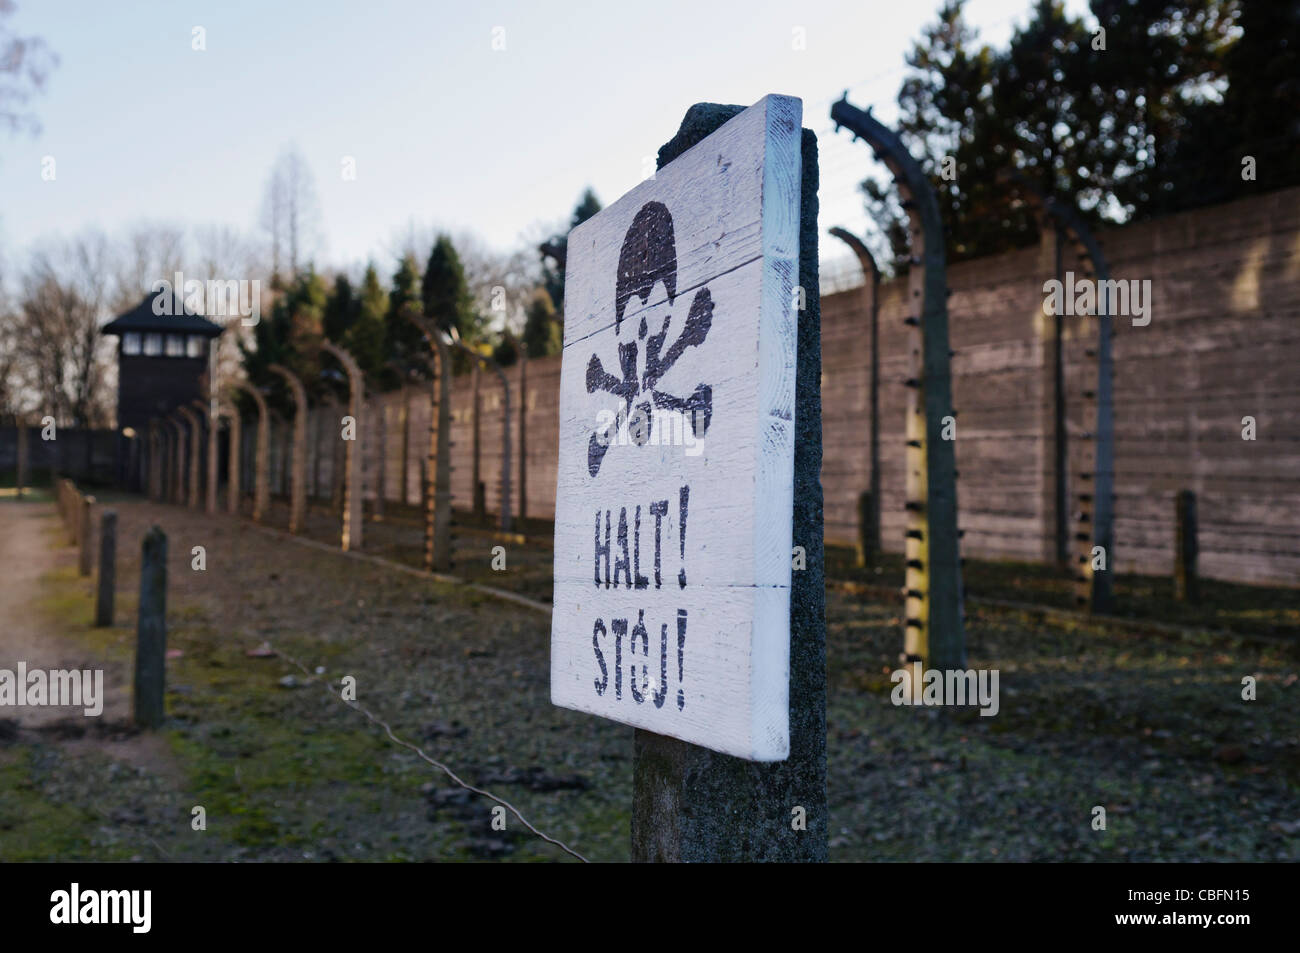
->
856 489 874 568
518 352 528 523
95 510 117 627
66 480 79 544
372 397 387 520
134 526 167 729
78 495 95 576
1175 489 1198 603
69 481 80 540
15 421 27 500
472 363 483 517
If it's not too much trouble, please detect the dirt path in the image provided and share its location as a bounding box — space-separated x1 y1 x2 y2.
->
0 504 108 724
0 501 160 762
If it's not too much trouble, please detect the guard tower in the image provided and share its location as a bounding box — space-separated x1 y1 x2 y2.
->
102 288 223 433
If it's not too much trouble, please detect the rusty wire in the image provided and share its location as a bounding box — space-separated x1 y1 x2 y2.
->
273 646 590 864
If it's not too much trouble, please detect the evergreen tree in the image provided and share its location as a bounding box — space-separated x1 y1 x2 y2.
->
385 253 424 383
492 331 519 367
422 234 481 372
240 269 329 409
344 264 388 380
322 274 357 343
422 234 476 336
1082 0 1239 218
869 0 1252 264
521 287 561 358
1221 0 1300 194
539 188 602 317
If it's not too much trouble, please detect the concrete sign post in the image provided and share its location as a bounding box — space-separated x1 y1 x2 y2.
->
551 94 804 766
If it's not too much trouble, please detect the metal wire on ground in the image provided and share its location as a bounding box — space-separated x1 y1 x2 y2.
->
273 646 590 864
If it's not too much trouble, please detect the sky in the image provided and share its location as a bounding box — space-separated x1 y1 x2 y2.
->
0 0 1090 281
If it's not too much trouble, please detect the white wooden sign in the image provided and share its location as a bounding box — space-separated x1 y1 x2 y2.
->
550 94 802 761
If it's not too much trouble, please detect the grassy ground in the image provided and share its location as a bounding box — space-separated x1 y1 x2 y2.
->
824 544 1300 642
281 496 1300 642
1 495 1296 862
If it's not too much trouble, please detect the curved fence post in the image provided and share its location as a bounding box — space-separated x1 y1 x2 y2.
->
165 415 186 505
268 363 309 534
447 340 512 533
384 360 414 509
192 399 218 515
371 392 387 521
400 380 412 506
402 314 454 571
831 96 965 671
217 399 241 515
828 226 882 566
1001 172 1116 615
147 419 163 501
228 380 270 522
177 405 203 510
321 341 365 551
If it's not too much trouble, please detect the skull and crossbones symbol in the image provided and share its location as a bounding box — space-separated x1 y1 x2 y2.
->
586 201 713 477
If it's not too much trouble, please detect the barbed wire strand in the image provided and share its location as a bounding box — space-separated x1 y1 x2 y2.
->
272 646 590 864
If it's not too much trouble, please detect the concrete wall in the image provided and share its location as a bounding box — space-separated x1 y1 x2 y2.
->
22 186 1293 586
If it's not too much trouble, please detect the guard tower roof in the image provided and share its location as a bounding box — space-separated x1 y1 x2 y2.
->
102 288 224 337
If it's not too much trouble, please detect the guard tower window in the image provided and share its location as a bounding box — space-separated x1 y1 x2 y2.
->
186 335 206 359
165 333 185 357
143 333 163 356
122 332 142 355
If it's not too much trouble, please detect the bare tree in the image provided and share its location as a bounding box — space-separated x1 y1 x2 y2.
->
0 275 24 421
0 0 57 137
259 146 322 280
453 230 536 340
114 222 185 310
10 232 114 427
192 223 265 388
